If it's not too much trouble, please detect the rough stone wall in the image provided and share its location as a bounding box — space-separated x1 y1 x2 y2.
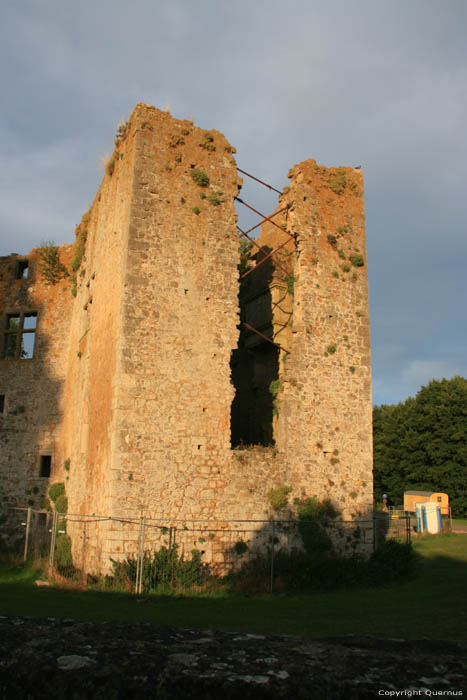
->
0 104 373 568
273 161 373 520
111 105 241 528
0 247 73 520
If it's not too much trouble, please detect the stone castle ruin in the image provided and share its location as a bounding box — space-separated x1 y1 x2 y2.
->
0 104 372 571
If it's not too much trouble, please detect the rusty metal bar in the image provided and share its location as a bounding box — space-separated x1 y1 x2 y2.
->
237 205 289 241
237 226 291 278
235 198 294 240
237 167 282 195
241 234 295 279
243 322 289 353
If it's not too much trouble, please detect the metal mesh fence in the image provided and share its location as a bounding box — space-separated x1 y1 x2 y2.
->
5 508 411 593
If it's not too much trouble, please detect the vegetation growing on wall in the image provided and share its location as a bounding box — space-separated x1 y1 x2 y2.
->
267 485 292 512
190 168 210 187
328 169 347 195
38 241 68 284
269 379 282 416
71 210 90 272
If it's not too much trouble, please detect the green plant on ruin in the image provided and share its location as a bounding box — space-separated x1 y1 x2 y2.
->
349 366 356 373
330 457 339 465
269 379 283 416
169 134 185 148
55 494 68 514
71 214 90 272
294 496 339 558
190 169 210 187
341 263 351 273
38 241 69 285
192 206 200 215
337 226 348 236
349 253 365 267
267 485 292 512
207 191 223 206
352 272 358 281
284 274 297 295
64 459 70 472
110 546 210 592
332 270 339 279
328 169 347 195
199 132 216 151
115 119 128 142
325 344 337 355
233 540 248 556
106 153 117 176
327 234 337 248
55 533 73 574
238 239 253 280
48 482 65 503
338 249 346 259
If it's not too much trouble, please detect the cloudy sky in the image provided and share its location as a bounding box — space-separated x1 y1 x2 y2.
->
1 0 466 406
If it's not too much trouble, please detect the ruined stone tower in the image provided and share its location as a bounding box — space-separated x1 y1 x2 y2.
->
0 104 372 569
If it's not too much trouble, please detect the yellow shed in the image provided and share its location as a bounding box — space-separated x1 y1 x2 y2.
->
404 490 449 516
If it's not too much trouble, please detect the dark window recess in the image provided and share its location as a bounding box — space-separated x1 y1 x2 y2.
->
39 456 51 478
1 312 37 360
231 250 279 447
15 260 29 279
0 395 4 413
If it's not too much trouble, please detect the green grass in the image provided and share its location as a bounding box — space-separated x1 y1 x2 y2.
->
452 518 467 526
1 535 466 640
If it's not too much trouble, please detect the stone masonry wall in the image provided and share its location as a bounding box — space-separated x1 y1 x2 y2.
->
275 160 373 520
0 247 73 530
0 104 373 569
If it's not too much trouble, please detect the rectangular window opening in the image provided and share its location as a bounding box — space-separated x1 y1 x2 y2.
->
15 260 29 280
0 395 4 413
39 455 51 478
1 312 37 360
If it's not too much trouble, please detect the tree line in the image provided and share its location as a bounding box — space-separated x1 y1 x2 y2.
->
373 376 467 517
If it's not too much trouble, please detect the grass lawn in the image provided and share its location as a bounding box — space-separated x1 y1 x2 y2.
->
452 518 467 526
1 534 466 640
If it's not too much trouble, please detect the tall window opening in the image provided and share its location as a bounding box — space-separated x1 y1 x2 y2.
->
231 246 279 447
0 395 4 413
1 312 37 359
39 455 51 478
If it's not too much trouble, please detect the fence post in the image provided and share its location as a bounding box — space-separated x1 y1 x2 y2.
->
48 510 58 579
81 519 87 584
270 519 275 594
135 516 146 595
23 507 32 562
372 515 376 552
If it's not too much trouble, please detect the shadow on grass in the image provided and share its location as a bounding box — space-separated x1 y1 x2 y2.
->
1 536 466 640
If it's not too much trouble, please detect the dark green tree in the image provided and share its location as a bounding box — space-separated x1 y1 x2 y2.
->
373 377 467 516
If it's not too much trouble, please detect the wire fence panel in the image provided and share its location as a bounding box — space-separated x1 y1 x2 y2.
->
4 508 411 593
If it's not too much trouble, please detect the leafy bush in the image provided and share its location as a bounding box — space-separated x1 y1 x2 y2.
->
38 242 68 284
111 545 211 592
55 534 73 575
295 497 339 560
54 494 68 514
267 486 292 512
227 538 414 593
48 483 65 503
349 253 364 267
190 169 210 187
